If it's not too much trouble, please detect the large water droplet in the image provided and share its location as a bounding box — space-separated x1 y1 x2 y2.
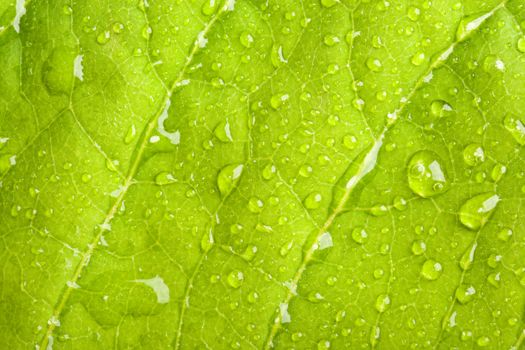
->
459 242 477 270
407 151 449 198
217 164 244 197
214 120 233 142
459 192 500 230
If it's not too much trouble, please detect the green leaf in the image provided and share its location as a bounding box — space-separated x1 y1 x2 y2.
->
1 0 525 349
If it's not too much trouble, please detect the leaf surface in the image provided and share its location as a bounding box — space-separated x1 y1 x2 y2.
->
1 0 525 349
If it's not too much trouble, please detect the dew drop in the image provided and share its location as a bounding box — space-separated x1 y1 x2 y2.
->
459 242 477 270
217 164 244 197
201 0 219 15
411 240 426 255
518 37 525 53
455 284 476 304
407 151 449 198
421 259 443 280
352 227 368 244
366 57 383 72
430 100 453 117
411 52 426 66
320 0 337 8
96 30 111 45
375 294 391 313
248 197 264 213
81 173 92 183
262 163 276 180
497 227 512 242
459 192 500 230
503 115 525 145
393 196 407 211
154 172 175 186
462 143 485 167
491 163 507 182
124 124 137 144
304 192 322 209
214 120 233 142
407 6 421 21
239 31 254 48
226 270 244 289
487 272 501 288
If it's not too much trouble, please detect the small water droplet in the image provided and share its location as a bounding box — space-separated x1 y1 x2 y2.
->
214 120 233 142
248 197 264 213
375 294 391 313
239 32 254 48
411 52 426 66
459 242 477 270
155 171 176 186
352 227 368 244
407 151 449 198
226 270 244 289
97 30 111 45
320 0 337 8
421 259 443 280
393 196 407 211
459 192 500 230
366 57 383 72
503 115 525 145
81 173 92 183
487 272 501 288
217 164 244 197
430 100 453 117
304 192 322 209
407 6 421 21
201 0 219 15
455 284 476 304
476 336 490 347
491 163 507 182
463 143 485 166
411 240 426 255
517 37 525 53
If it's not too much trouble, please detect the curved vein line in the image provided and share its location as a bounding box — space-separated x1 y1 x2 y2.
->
261 2 506 347
38 3 232 348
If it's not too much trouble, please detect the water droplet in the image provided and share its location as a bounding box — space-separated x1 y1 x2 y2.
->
352 227 368 244
487 254 501 268
239 32 254 48
503 115 525 145
491 164 507 182
343 134 358 149
483 55 505 73
476 336 490 347
270 93 289 109
375 294 391 313
248 197 264 213
430 100 453 117
455 284 476 304
307 291 324 303
407 6 421 21
217 164 244 197
299 164 313 177
200 229 214 252
411 240 426 255
393 196 407 211
459 242 477 270
112 22 124 34
97 30 111 45
518 37 525 53
81 173 92 183
323 34 340 46
270 44 287 68
317 339 331 350
320 0 337 8
366 57 383 72
421 259 442 280
497 227 512 242
463 143 485 166
262 164 276 180
124 124 137 144
214 120 233 142
304 192 322 209
459 192 500 230
487 272 501 288
241 245 258 261
155 171 175 185
201 0 219 15
373 269 384 279
456 12 492 42
226 270 244 289
411 52 426 66
407 151 449 198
